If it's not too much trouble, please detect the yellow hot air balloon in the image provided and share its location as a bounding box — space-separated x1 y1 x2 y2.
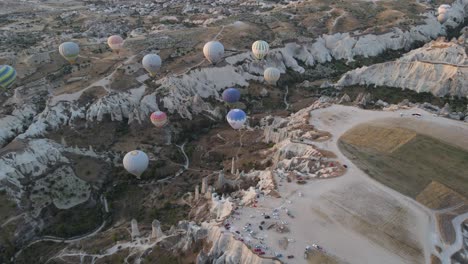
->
252 40 269 60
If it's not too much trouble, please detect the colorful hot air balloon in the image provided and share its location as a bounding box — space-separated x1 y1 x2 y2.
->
226 109 247 130
142 54 162 77
438 4 451 14
252 40 269 60
222 88 241 104
203 41 224 64
107 35 124 53
0 65 17 90
264 67 281 85
123 150 149 179
59 42 80 64
150 111 168 128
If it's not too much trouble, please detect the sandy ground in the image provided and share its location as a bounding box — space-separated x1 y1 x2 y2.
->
224 105 468 264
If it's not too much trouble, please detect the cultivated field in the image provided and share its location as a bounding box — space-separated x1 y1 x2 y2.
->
338 125 468 199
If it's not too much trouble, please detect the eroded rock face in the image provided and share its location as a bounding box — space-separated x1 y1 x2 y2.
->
0 139 108 217
336 39 468 97
198 222 280 264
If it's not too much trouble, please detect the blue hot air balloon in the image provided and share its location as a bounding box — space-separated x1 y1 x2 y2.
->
222 88 241 103
226 109 247 130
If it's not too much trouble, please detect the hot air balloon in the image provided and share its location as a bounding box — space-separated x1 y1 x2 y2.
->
107 35 124 54
123 150 149 179
438 4 451 14
264 67 281 85
150 111 168 128
252 40 269 60
59 42 80 64
142 54 162 77
222 88 241 104
0 65 17 90
438 12 449 23
203 41 224 64
226 109 247 130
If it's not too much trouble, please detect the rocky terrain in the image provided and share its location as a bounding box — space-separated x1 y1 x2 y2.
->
0 0 468 263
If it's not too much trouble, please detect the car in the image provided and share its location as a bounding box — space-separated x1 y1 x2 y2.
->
287 255 294 259
312 243 325 252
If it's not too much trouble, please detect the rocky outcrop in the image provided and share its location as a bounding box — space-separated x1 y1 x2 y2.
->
0 139 110 217
336 40 468 97
198 222 280 264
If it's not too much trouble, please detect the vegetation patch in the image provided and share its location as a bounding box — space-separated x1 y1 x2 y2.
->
339 125 468 199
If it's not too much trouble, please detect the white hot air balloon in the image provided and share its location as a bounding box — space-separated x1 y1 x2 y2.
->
59 42 80 64
226 109 247 130
203 41 224 64
264 67 281 85
438 12 449 23
252 40 269 60
142 54 162 77
123 150 149 179
107 35 124 54
438 4 451 14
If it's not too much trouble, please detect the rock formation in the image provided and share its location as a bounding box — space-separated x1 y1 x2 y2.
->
336 40 468 97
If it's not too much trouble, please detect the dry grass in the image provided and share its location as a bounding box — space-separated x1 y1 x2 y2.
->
306 250 340 264
340 125 416 153
339 124 468 199
416 181 468 210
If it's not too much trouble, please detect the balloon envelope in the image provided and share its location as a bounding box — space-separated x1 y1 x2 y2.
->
438 4 451 14
59 42 80 63
0 65 17 89
107 35 124 52
264 67 281 85
252 40 269 60
226 109 247 130
203 41 224 64
142 54 162 76
222 88 241 103
150 111 168 128
123 150 149 178
438 13 449 23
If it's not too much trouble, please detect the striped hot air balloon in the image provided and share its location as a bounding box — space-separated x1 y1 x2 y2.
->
264 67 281 85
222 88 241 104
252 40 269 60
226 109 247 130
203 41 224 64
107 35 124 53
150 111 168 128
0 65 16 90
59 42 80 64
